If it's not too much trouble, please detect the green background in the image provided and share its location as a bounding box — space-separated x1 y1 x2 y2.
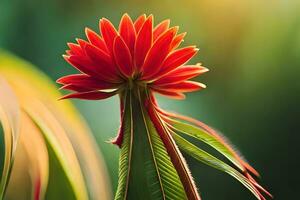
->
1 0 299 199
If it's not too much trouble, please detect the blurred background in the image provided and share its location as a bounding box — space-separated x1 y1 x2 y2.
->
1 0 299 199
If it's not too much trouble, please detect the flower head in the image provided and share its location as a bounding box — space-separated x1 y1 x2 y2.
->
57 14 208 100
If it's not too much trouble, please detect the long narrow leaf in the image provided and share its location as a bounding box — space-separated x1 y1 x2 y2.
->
114 91 132 200
15 113 49 199
126 92 163 200
115 91 187 200
160 109 258 176
172 132 262 200
25 100 89 200
0 77 20 198
140 92 187 200
0 50 111 199
169 118 245 172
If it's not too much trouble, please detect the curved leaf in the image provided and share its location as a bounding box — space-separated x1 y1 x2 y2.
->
169 118 245 172
25 101 88 200
0 123 4 181
161 110 259 176
172 133 262 200
6 112 49 200
0 77 20 199
0 50 111 199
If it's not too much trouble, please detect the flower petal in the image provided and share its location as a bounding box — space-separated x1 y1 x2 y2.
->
85 43 120 81
170 32 186 50
67 43 84 56
57 74 118 90
134 15 153 71
152 88 186 100
60 84 117 93
57 74 92 84
113 36 133 77
60 91 116 100
153 19 170 41
156 46 198 78
65 50 72 55
59 84 93 92
119 13 136 55
165 64 208 77
134 14 146 34
76 39 89 52
152 81 205 93
154 65 208 85
85 28 108 52
64 55 105 79
99 18 118 54
141 27 177 79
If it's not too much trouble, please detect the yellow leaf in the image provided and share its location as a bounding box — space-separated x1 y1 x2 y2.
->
0 50 111 200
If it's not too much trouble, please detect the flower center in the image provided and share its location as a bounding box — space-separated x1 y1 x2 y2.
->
125 75 146 89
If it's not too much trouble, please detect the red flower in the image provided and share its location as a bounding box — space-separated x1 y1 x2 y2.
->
57 14 272 200
57 14 207 100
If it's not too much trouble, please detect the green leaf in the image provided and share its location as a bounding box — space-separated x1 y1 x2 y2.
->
115 91 187 200
25 96 89 200
127 91 163 200
140 98 187 200
114 91 132 200
45 139 76 200
172 133 261 200
169 119 245 172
